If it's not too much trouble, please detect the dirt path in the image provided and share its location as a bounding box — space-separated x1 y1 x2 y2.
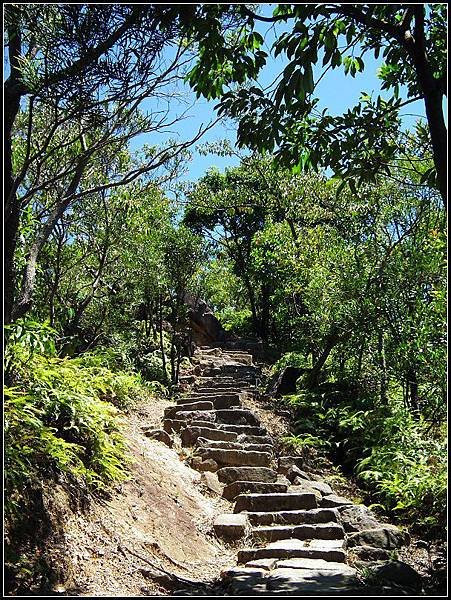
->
56 395 236 596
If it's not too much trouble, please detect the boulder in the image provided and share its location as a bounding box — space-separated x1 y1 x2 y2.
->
348 545 391 561
185 294 227 346
278 455 304 474
267 366 305 397
142 428 172 447
345 525 410 550
337 504 381 533
201 471 223 495
372 560 423 590
286 465 311 483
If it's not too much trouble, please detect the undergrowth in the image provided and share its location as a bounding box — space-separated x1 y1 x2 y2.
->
4 320 164 522
279 380 447 536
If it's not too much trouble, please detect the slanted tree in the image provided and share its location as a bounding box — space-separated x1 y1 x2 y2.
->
4 4 213 323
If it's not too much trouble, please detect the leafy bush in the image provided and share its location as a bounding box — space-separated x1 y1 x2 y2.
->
271 351 311 375
219 307 253 335
282 384 447 530
4 320 160 519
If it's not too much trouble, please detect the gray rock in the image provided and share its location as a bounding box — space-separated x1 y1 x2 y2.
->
142 428 172 447
223 481 288 501
346 525 410 550
290 481 322 501
372 560 423 589
215 408 260 426
214 513 248 539
267 366 305 397
320 494 354 508
197 447 272 467
286 465 311 483
180 426 237 446
278 455 304 474
337 504 381 533
190 457 219 472
234 492 317 513
201 471 223 495
164 401 214 418
348 545 391 561
217 466 278 484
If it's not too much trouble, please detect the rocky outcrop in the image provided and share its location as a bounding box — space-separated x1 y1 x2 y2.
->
184 294 227 345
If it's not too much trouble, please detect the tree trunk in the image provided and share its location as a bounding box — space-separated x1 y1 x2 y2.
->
305 327 340 388
410 6 447 205
158 293 168 383
4 7 27 324
377 329 388 404
10 157 88 322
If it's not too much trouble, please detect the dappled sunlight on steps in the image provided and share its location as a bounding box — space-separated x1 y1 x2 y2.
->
161 344 414 596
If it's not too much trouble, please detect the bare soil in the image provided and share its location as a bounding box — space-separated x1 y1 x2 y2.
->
39 394 236 596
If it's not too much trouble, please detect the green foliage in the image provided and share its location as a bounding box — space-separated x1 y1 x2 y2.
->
4 320 158 519
219 308 253 335
271 352 311 374
283 385 447 529
282 433 331 450
185 4 446 200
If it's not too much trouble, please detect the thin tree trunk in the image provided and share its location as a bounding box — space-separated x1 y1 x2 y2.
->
158 293 168 383
4 7 26 324
377 329 388 404
410 6 447 205
305 327 340 388
11 157 88 321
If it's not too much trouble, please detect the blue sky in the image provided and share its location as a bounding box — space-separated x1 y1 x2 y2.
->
129 4 432 190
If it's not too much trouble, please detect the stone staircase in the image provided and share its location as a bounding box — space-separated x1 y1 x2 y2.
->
162 346 410 595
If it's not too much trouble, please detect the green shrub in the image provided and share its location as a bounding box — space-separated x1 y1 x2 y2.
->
271 351 311 375
219 307 253 335
4 320 161 519
280 383 447 529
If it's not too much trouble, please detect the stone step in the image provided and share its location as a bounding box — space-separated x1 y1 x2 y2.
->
265 568 358 595
196 439 274 454
273 558 356 574
178 396 241 409
181 426 238 446
175 409 259 427
172 410 216 424
164 401 214 418
237 539 346 564
234 493 317 513
237 434 273 446
214 409 260 426
193 387 244 395
178 392 241 401
197 448 272 468
251 523 345 543
217 467 278 485
223 481 288 501
163 418 189 433
213 513 249 540
215 424 267 436
201 365 256 377
246 508 338 526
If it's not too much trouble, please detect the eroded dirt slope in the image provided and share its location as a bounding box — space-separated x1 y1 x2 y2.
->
51 396 235 596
